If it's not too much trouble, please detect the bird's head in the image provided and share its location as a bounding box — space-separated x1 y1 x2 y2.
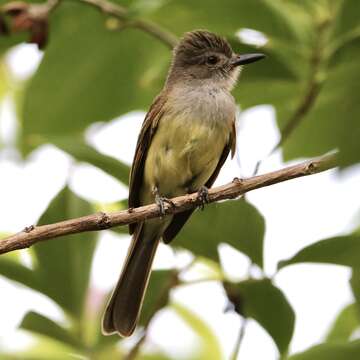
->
167 30 265 91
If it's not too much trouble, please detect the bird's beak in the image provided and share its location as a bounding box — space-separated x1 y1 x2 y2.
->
231 53 265 67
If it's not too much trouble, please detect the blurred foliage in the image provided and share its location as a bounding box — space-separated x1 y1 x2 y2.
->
278 234 360 269
224 278 295 355
21 4 169 153
175 199 265 268
288 340 360 360
138 269 175 326
45 134 130 184
0 60 10 97
0 0 360 358
325 303 359 343
172 302 223 360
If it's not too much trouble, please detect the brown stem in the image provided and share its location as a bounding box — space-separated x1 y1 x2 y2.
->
131 18 178 48
77 0 177 48
231 319 247 360
272 18 330 153
124 332 147 360
0 153 337 255
275 80 321 151
125 271 178 360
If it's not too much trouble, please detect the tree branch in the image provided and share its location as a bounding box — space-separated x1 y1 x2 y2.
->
231 318 247 360
271 17 331 153
0 153 337 255
77 0 178 48
1 0 178 48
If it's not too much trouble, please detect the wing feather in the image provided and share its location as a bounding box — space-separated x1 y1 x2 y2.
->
128 94 167 234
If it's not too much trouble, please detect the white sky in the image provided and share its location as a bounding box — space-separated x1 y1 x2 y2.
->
0 44 360 359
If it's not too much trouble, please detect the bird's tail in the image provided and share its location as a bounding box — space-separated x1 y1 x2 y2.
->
102 224 160 337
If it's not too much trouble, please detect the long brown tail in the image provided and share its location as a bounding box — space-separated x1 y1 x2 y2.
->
102 225 160 337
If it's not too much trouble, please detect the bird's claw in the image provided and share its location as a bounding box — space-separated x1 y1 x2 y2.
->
197 186 209 210
155 195 175 217
155 196 175 216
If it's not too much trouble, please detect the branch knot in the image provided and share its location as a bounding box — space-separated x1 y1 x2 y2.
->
97 212 111 229
23 225 35 233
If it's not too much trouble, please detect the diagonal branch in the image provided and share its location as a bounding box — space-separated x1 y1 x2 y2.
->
270 18 331 153
77 0 178 48
1 0 178 48
0 153 337 255
231 318 247 360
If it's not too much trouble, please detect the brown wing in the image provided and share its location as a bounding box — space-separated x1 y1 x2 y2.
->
162 120 237 244
128 93 167 234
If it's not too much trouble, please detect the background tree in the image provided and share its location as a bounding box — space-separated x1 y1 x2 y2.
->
0 0 359 359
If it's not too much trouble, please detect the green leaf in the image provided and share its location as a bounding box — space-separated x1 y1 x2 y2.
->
138 354 173 360
288 340 360 360
224 278 295 355
91 345 124 360
332 0 360 38
326 303 359 343
20 311 83 349
235 79 301 116
0 33 27 55
0 256 43 293
174 199 265 268
172 302 223 360
22 3 169 149
350 268 360 312
278 235 360 270
147 0 307 42
0 332 83 360
228 39 299 83
230 39 304 124
33 187 97 318
282 36 360 167
44 135 130 185
0 60 10 99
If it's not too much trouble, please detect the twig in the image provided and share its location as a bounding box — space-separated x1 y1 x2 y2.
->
0 153 337 255
124 331 147 360
125 271 178 360
77 0 178 48
252 19 331 177
131 18 178 48
270 18 330 153
231 318 247 360
273 77 321 152
42 0 62 13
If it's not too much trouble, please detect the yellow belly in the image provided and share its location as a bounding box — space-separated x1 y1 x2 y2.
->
141 114 230 205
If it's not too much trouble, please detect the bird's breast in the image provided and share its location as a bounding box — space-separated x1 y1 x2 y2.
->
142 86 236 202
169 83 236 126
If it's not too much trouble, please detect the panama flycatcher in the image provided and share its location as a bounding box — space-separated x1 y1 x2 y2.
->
102 30 265 337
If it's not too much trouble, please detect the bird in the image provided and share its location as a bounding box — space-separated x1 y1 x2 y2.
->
102 30 265 337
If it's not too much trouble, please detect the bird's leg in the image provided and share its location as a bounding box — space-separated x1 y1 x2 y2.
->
152 186 175 217
197 186 210 210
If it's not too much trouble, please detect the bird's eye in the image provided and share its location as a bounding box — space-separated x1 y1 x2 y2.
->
206 55 218 65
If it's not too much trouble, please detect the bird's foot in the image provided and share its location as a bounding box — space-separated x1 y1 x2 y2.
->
153 186 175 217
197 186 210 210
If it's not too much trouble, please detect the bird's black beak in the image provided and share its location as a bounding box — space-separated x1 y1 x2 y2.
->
231 53 265 67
